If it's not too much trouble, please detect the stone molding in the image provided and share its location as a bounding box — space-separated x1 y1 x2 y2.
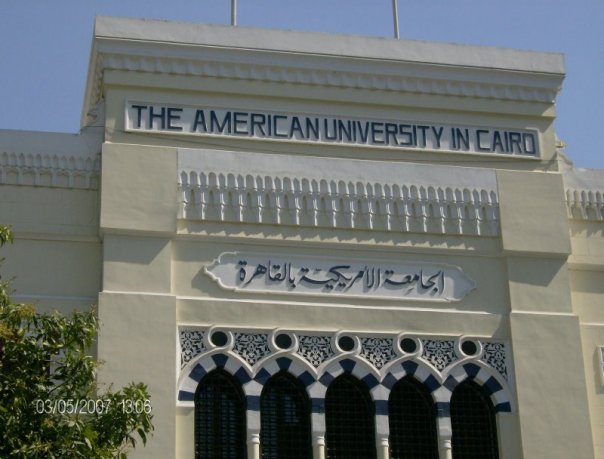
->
178 170 499 237
84 18 564 123
94 53 558 106
566 188 604 222
0 151 100 189
599 346 604 386
562 166 604 222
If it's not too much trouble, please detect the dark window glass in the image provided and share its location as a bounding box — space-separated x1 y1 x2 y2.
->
325 374 376 459
451 379 499 459
195 369 247 459
389 377 439 459
461 341 478 356
338 336 355 351
260 372 312 459
400 338 417 353
275 333 292 349
211 331 228 347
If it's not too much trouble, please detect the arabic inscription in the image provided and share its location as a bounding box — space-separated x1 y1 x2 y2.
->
205 252 475 302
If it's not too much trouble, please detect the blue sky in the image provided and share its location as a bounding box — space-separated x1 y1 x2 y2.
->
1 0 603 169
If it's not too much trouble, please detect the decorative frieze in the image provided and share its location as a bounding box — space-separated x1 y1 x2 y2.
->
178 326 509 384
481 341 508 380
563 166 604 222
360 337 396 370
178 170 499 237
297 335 335 368
232 332 271 366
177 326 513 415
566 188 604 222
421 339 458 371
91 53 558 112
179 329 205 369
0 151 100 189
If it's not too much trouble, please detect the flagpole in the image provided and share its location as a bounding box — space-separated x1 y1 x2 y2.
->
392 0 400 39
231 0 237 26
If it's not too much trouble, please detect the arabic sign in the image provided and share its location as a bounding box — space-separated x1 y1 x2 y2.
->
205 252 476 302
125 101 540 158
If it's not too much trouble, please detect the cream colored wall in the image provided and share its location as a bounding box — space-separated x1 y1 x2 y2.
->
0 184 100 314
498 170 595 458
4 16 602 459
96 142 178 458
99 94 526 458
98 292 176 459
92 34 593 458
569 218 604 459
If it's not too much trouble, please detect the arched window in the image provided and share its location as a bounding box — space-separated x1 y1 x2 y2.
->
389 376 439 459
195 369 247 459
451 379 499 459
325 374 376 459
260 371 312 459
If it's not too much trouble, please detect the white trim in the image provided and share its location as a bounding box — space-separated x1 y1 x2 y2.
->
598 345 604 387
175 295 502 315
12 294 97 303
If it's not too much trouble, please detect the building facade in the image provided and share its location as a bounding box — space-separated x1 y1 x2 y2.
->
1 16 604 458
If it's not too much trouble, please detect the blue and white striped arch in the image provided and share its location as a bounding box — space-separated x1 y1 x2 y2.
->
177 328 514 417
178 354 513 418
178 352 316 407
178 352 253 403
442 361 513 414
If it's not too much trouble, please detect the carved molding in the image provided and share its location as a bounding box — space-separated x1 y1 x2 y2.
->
177 325 513 412
178 170 499 237
0 151 100 189
178 326 510 381
421 339 458 371
600 346 604 386
566 188 604 222
89 52 557 112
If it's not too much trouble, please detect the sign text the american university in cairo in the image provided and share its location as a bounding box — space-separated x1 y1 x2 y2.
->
126 102 540 157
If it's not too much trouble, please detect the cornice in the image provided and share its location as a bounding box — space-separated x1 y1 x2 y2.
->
0 151 100 190
86 51 559 117
83 17 564 125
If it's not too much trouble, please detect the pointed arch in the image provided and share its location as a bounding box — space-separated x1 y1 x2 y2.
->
195 368 247 459
260 371 312 459
178 353 253 405
451 379 499 459
388 376 439 459
253 355 316 391
382 358 442 402
311 357 380 400
443 362 513 414
325 373 377 459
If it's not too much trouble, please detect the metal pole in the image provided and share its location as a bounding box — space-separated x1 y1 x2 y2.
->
231 0 237 26
392 0 400 39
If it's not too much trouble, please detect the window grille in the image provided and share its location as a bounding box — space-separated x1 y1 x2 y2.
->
325 374 377 459
451 379 499 459
260 371 312 459
389 376 439 459
195 369 247 459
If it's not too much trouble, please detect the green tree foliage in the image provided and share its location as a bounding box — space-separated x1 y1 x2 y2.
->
0 226 153 458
